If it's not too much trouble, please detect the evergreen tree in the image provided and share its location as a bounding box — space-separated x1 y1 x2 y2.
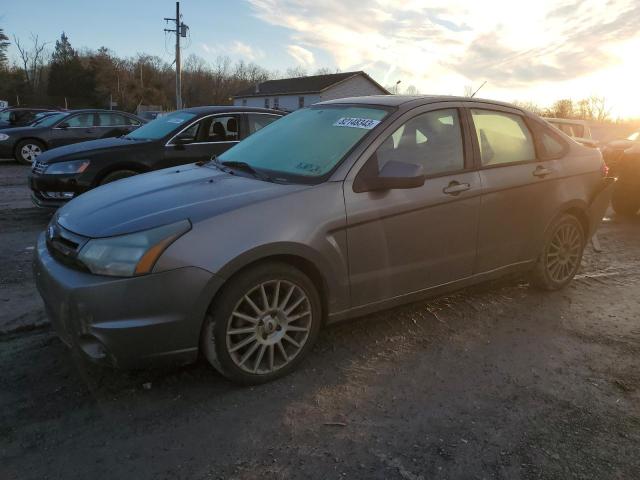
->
48 32 95 104
0 28 9 68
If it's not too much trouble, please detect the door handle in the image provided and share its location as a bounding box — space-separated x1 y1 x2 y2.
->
533 165 552 177
443 181 471 195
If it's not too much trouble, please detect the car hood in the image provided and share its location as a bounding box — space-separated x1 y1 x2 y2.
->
56 164 310 237
38 137 153 163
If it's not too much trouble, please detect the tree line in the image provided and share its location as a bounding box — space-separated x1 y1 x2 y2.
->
0 28 635 126
0 30 287 112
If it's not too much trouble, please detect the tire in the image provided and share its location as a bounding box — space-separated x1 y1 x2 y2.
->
529 214 585 291
99 170 139 186
201 262 322 385
14 139 46 165
611 182 640 217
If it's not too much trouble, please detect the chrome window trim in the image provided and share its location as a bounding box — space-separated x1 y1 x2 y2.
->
164 112 282 147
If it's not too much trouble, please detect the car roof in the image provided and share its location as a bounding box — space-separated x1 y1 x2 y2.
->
546 118 589 126
317 95 528 111
179 106 284 115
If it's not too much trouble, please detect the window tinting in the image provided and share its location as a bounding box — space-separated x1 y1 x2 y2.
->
206 116 239 142
247 114 279 135
98 113 127 126
471 110 535 166
375 109 465 176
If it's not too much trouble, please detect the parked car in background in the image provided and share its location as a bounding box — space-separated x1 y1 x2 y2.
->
601 130 640 216
547 118 599 148
28 106 283 207
34 95 613 384
0 109 144 165
0 107 60 129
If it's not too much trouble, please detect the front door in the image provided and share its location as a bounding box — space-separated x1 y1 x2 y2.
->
49 113 99 148
162 114 241 168
344 106 481 307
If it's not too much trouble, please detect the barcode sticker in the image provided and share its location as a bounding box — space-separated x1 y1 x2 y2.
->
333 117 381 129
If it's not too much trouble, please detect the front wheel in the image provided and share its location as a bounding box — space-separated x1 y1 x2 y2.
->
202 262 322 385
530 214 585 290
99 170 139 186
15 139 46 165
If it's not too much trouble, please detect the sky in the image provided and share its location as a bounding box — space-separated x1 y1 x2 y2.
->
2 0 640 118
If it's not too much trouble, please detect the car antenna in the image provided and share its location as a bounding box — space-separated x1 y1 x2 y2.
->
471 81 487 98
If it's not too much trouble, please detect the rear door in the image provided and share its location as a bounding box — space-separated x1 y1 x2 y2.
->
162 114 241 167
344 104 481 307
49 113 99 148
466 104 566 272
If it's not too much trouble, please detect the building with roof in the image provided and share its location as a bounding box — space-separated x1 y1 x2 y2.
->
232 71 389 112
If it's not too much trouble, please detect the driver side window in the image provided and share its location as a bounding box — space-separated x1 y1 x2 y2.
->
375 109 465 176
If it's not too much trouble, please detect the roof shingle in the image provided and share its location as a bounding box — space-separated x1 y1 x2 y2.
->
233 71 388 98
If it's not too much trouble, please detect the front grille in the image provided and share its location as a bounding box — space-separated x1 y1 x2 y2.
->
32 160 47 174
46 221 90 272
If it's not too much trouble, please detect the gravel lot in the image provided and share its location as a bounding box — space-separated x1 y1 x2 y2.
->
1 161 639 480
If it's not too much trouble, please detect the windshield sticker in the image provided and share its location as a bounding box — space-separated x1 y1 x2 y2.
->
295 162 322 174
333 117 381 129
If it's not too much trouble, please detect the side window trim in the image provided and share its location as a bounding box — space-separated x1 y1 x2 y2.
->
165 113 241 146
465 105 538 169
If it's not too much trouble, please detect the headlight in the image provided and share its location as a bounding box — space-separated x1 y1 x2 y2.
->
77 220 191 277
45 160 91 175
0 133 9 141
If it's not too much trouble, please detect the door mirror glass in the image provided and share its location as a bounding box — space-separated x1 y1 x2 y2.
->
58 122 70 129
353 154 425 193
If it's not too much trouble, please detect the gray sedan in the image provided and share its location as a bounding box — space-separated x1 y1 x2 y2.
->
34 95 613 384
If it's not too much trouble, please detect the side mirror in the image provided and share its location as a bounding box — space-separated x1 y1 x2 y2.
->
353 154 425 193
58 122 69 129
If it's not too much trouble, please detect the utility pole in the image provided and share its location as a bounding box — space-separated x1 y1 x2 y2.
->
164 2 188 110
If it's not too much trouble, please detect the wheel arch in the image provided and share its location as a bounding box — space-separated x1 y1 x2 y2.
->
213 244 338 324
93 162 150 186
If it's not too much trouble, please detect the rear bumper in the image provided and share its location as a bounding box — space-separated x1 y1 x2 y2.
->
33 233 224 368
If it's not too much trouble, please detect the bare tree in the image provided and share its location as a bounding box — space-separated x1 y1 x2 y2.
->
13 34 48 92
589 96 611 122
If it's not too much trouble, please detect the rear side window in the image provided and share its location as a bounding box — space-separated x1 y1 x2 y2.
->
471 109 535 166
375 109 465 176
247 114 280 136
66 113 97 128
98 113 127 126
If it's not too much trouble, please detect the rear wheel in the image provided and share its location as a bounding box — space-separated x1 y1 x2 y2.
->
15 139 45 165
99 169 138 185
611 182 640 217
530 214 585 290
201 262 322 385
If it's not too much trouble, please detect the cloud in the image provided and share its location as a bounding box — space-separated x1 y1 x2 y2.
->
247 0 640 93
201 41 264 61
287 45 315 66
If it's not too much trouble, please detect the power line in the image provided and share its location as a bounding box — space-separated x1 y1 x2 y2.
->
164 1 188 110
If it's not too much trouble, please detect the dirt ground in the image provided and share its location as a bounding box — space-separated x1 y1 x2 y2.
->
1 161 639 480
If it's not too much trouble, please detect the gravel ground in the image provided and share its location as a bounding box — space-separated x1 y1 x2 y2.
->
1 162 639 480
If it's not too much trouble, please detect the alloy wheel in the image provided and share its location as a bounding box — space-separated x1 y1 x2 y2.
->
546 222 582 283
21 144 42 163
225 280 312 375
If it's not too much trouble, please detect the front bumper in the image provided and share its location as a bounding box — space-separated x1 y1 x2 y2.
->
33 233 224 368
28 172 91 208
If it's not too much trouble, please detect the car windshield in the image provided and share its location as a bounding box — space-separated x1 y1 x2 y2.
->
627 131 639 141
32 112 67 127
125 111 196 140
217 105 389 181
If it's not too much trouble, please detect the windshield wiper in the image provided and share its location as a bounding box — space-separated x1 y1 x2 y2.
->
219 160 273 182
